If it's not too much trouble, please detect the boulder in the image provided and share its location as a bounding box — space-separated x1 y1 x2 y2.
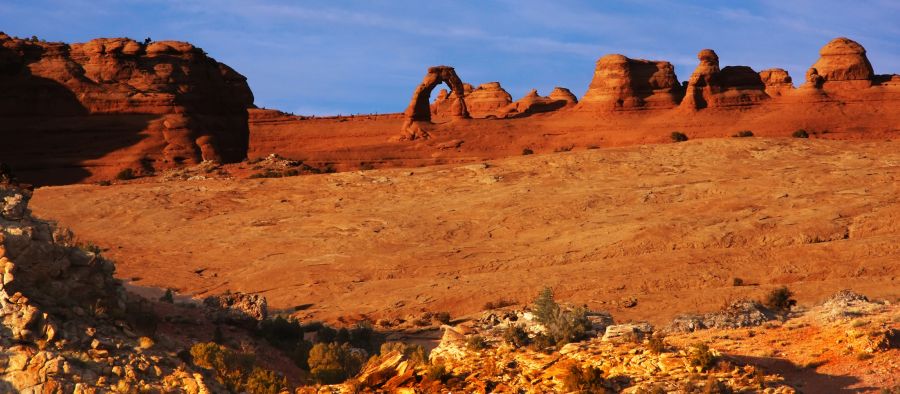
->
580 54 682 110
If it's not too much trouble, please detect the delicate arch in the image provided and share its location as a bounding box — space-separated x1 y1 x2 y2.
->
403 66 469 122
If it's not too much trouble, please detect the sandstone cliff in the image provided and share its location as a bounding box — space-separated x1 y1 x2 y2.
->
0 33 254 185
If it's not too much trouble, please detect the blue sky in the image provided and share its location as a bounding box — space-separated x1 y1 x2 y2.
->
2 0 898 115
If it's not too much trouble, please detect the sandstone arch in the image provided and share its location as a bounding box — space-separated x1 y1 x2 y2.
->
400 66 469 139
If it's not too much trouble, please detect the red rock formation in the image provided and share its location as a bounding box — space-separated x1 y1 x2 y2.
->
759 68 793 96
511 89 572 115
465 82 513 117
680 49 768 109
401 66 469 139
810 37 875 90
579 54 682 110
0 33 253 185
431 83 477 118
548 87 578 105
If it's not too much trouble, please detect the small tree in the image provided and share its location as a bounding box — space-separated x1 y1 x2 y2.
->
533 287 559 325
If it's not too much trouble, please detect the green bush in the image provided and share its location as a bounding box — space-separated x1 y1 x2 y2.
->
792 129 809 138
763 286 796 312
671 131 689 142
308 342 366 384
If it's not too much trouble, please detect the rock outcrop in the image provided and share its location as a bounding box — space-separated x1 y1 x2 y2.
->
0 33 254 185
579 54 683 110
680 49 769 109
811 37 874 89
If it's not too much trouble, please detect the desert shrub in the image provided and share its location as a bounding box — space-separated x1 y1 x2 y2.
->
433 311 452 325
688 343 718 372
0 162 13 183
466 335 488 350
532 288 592 347
792 129 809 138
562 365 607 393
703 375 734 394
244 367 289 394
308 342 366 384
258 316 304 346
733 130 754 138
732 277 744 286
671 131 689 142
503 324 530 348
425 363 450 382
763 286 796 312
190 342 288 392
554 145 574 152
522 148 534 155
115 168 135 180
347 321 383 355
315 324 337 343
483 298 516 310
647 333 667 354
530 333 556 353
159 289 174 303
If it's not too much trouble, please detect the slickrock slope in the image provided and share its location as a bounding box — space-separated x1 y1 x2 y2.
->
0 33 253 186
30 138 900 327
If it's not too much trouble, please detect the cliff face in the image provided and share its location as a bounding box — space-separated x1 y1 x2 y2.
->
0 33 254 185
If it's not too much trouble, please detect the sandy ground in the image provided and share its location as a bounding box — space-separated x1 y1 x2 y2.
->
30 138 900 326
